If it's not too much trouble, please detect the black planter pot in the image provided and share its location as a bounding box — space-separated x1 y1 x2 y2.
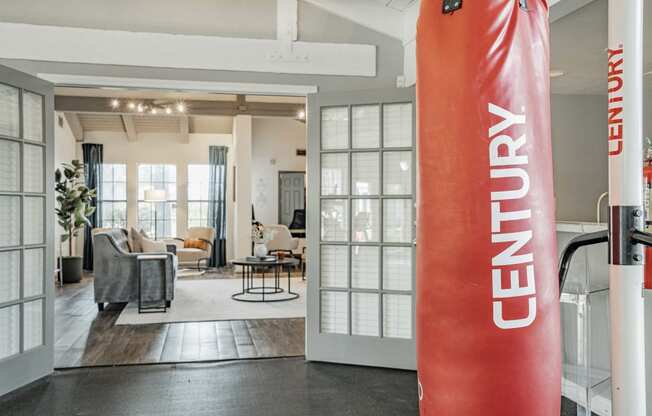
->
61 256 83 283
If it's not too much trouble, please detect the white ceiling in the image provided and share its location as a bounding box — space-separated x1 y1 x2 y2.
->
551 0 652 95
371 0 417 12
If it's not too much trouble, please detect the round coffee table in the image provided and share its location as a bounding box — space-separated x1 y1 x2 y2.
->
231 257 300 302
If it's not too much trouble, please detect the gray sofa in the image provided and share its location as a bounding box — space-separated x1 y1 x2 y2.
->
93 229 177 311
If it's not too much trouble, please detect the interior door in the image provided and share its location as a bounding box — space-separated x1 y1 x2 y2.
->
0 65 54 397
306 87 416 369
279 171 305 226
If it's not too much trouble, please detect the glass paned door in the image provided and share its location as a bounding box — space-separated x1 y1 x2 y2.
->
0 65 54 397
307 88 416 370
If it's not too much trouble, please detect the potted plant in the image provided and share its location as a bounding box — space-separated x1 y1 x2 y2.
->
55 160 96 283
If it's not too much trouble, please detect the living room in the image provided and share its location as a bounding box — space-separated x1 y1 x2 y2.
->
53 87 308 367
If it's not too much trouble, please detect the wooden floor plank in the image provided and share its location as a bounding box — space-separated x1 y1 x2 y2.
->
54 275 304 368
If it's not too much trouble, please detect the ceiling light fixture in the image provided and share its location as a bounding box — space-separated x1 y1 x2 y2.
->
151 108 158 115
112 99 188 115
110 99 120 109
127 102 136 110
550 70 565 78
297 110 306 120
165 107 172 115
176 102 186 113
137 103 144 113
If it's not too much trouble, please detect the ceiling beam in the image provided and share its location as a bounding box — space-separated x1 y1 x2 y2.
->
179 117 189 144
121 115 137 142
63 112 84 142
55 96 305 118
0 22 376 77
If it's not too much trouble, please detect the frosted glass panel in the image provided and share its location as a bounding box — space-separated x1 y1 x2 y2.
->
23 92 44 142
24 299 43 351
23 197 44 245
0 83 19 138
321 245 348 288
383 103 412 148
352 199 379 243
321 199 348 242
0 139 20 192
321 153 348 196
352 292 379 337
0 196 20 247
383 199 412 243
383 247 412 291
383 294 412 339
321 291 348 334
352 105 380 148
352 152 379 196
383 151 412 195
352 246 379 289
0 305 20 360
23 144 44 193
322 107 349 150
24 248 44 297
0 250 20 303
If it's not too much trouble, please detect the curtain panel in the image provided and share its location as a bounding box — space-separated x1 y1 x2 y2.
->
82 143 103 270
208 146 228 267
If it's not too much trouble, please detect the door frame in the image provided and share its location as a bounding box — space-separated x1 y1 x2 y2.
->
0 65 55 397
306 87 417 369
278 170 306 225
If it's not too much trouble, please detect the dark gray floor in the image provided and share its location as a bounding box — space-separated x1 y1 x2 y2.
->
0 357 419 416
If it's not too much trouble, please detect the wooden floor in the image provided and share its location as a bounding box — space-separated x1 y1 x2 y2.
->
54 276 305 368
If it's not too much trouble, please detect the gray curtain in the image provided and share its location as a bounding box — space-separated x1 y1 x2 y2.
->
82 143 103 271
208 146 228 267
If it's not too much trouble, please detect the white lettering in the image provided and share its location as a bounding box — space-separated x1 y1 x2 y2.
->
488 103 536 330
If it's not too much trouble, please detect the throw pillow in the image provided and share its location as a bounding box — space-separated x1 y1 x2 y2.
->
141 237 167 253
128 227 143 252
184 238 208 251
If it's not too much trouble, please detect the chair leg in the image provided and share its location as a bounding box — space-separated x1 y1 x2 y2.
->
97 302 104 312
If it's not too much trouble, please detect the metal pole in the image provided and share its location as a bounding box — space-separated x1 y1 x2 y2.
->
608 0 646 414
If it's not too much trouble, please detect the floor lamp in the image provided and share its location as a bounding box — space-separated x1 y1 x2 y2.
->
144 189 167 240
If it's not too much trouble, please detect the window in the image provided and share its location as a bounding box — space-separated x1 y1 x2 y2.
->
138 164 177 238
187 164 209 228
100 164 127 228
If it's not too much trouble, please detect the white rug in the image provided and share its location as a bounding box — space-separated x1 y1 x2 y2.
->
116 278 306 325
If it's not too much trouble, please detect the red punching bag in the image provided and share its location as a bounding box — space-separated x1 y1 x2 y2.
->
416 1 561 415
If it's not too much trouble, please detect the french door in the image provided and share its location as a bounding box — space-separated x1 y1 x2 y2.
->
0 65 54 397
306 87 416 369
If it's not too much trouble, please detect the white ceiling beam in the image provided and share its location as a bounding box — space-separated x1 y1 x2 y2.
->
304 0 404 40
40 74 317 96
179 116 189 144
277 0 298 42
0 22 376 77
550 0 598 23
121 115 137 142
63 112 84 142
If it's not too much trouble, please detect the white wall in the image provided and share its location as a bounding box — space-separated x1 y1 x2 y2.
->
251 117 307 225
78 131 236 260
550 94 608 222
53 112 78 257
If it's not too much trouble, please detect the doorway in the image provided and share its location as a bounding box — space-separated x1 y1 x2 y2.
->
278 171 305 226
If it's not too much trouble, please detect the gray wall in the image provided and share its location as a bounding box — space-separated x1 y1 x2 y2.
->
551 93 608 222
0 2 404 93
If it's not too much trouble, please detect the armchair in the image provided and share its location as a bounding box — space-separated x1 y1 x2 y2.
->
93 229 177 311
168 227 216 270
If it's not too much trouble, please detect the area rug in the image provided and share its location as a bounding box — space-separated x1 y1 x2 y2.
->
115 277 306 325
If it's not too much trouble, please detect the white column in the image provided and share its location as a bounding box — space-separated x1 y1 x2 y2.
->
232 115 253 260
608 1 646 415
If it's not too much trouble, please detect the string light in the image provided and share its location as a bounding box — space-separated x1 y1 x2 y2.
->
110 99 120 109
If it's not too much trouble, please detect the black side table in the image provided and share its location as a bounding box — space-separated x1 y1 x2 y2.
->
137 254 168 314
